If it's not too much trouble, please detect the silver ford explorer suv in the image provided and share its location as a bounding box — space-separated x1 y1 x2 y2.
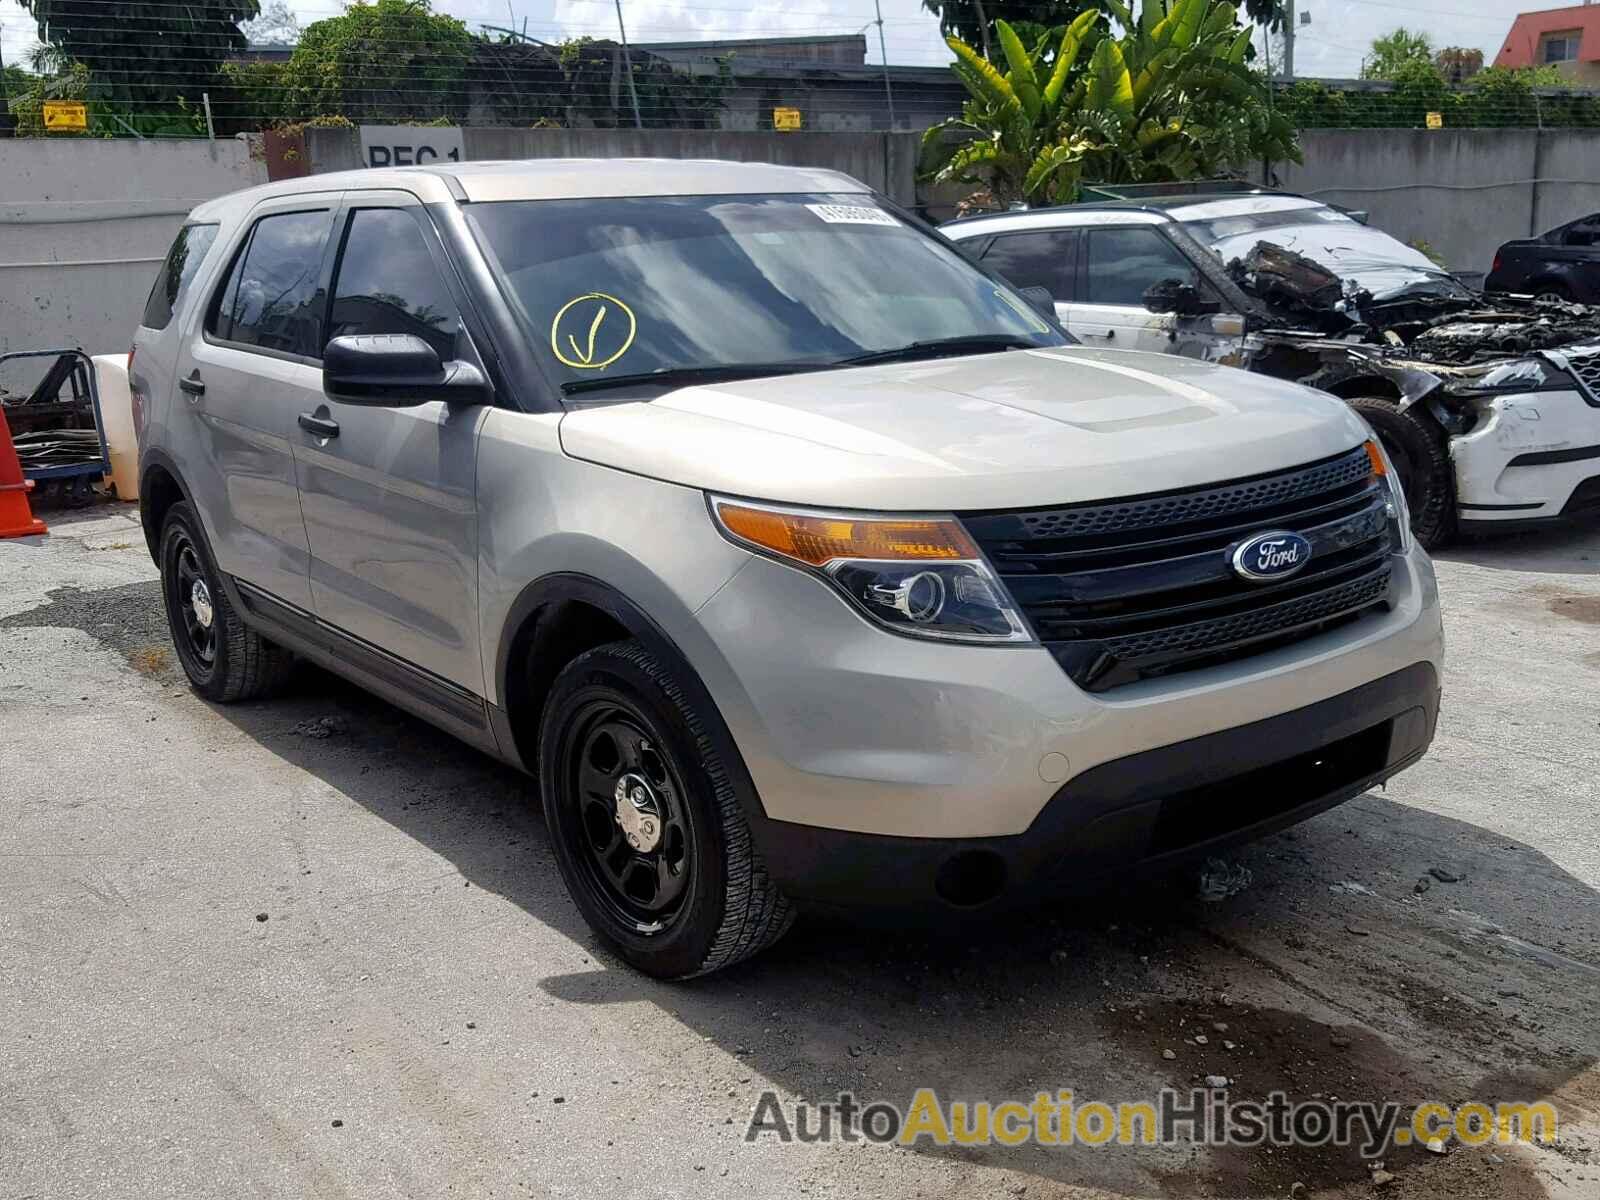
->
131 159 1443 978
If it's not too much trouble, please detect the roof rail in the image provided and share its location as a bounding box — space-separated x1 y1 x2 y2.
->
1078 179 1271 202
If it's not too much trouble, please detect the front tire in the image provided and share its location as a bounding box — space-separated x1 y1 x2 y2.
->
538 639 793 978
158 502 293 701
1347 396 1457 550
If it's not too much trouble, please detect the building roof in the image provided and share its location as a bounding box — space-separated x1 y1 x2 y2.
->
1495 5 1600 68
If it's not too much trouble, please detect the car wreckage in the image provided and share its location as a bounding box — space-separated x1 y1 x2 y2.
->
942 192 1600 548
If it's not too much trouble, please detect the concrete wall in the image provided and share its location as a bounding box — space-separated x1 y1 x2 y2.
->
0 137 267 358
1270 129 1600 279
305 126 922 207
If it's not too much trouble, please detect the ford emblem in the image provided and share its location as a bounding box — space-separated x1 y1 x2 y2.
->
1231 530 1313 583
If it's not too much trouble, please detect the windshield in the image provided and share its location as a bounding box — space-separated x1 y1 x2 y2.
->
1183 203 1472 303
465 193 1065 390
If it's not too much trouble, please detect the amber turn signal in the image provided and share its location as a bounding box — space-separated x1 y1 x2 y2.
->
713 501 979 567
1364 439 1388 477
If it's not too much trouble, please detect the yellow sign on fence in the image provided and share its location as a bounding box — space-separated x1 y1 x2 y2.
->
773 106 803 131
42 101 88 131
1426 111 1444 129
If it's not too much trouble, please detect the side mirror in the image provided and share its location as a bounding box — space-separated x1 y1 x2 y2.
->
1017 285 1057 320
322 334 489 407
1142 279 1220 317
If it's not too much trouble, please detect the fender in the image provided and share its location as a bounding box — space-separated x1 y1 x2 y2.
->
491 571 772 823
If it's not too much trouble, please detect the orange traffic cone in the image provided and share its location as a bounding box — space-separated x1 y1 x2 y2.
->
0 405 47 539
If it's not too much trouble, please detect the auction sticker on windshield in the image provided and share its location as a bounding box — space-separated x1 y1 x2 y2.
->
807 204 900 227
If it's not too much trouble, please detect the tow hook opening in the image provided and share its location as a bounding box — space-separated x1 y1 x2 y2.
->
935 850 1007 907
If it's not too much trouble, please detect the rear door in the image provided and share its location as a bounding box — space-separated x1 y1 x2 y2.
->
293 193 487 693
176 196 341 611
1071 224 1241 359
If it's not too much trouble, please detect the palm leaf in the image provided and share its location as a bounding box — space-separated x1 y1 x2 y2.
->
1043 10 1102 112
947 36 1019 114
1084 36 1135 131
995 19 1042 120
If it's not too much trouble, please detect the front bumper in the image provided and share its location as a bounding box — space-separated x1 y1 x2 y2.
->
687 543 1443 846
753 662 1439 912
1452 387 1600 523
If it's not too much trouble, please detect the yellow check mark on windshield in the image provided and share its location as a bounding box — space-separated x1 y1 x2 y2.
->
568 304 608 365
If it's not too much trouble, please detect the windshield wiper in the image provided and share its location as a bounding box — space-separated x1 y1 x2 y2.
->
833 334 1044 367
561 361 833 396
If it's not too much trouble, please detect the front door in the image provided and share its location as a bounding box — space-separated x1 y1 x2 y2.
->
1068 225 1243 360
292 196 487 692
177 198 341 611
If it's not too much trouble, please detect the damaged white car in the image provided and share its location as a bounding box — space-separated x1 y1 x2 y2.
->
944 191 1600 548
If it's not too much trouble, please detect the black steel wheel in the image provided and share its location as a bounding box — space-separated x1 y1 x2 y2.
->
158 501 294 702
567 703 693 933
539 639 793 978
172 537 218 670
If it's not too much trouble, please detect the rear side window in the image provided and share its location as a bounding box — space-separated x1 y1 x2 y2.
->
208 209 333 359
979 230 1077 301
1084 227 1199 306
328 208 463 362
142 223 219 330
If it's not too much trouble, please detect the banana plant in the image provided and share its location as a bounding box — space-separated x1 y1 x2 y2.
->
921 0 1300 208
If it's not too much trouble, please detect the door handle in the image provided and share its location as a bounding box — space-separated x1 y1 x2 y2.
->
298 412 340 439
178 373 205 397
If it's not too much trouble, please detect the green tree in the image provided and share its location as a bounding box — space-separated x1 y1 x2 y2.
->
277 0 475 123
1360 28 1433 81
921 0 1298 207
18 0 258 108
922 0 1282 57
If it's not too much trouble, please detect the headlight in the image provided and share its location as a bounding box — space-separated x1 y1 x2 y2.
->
1449 357 1568 395
709 497 1032 643
1364 438 1413 554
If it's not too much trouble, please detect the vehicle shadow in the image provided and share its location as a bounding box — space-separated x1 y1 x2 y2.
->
205 658 1600 1200
1436 518 1600 576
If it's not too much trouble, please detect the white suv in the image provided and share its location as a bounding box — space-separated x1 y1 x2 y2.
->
945 191 1600 548
132 160 1442 977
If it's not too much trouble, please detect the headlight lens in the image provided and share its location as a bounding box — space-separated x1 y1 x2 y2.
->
1364 438 1413 554
1450 357 1566 395
711 498 1033 643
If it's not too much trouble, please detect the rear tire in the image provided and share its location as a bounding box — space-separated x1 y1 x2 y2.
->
538 639 793 978
1346 396 1457 550
159 502 294 701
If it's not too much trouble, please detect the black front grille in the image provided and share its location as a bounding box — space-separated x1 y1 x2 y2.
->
962 446 1395 691
1559 348 1600 405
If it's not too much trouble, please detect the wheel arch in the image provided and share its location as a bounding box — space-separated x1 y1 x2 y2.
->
493 574 749 792
138 448 193 564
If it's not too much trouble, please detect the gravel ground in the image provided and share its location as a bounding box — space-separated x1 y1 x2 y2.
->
2 503 1598 1200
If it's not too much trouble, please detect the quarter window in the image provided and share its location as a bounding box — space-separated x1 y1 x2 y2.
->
142 223 219 331
979 230 1076 300
1084 227 1201 307
208 209 333 359
328 208 462 363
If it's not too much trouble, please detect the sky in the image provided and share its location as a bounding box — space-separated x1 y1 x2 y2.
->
0 0 1527 80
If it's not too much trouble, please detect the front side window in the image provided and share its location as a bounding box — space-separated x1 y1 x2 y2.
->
465 193 1064 389
1084 227 1200 307
979 230 1077 300
142 223 219 330
328 208 463 363
208 209 333 359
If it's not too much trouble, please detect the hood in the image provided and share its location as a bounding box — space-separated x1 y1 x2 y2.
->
557 347 1371 512
1209 223 1470 303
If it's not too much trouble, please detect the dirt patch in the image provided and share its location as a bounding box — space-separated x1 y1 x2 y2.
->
1549 595 1600 625
127 644 171 674
1100 999 1550 1199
